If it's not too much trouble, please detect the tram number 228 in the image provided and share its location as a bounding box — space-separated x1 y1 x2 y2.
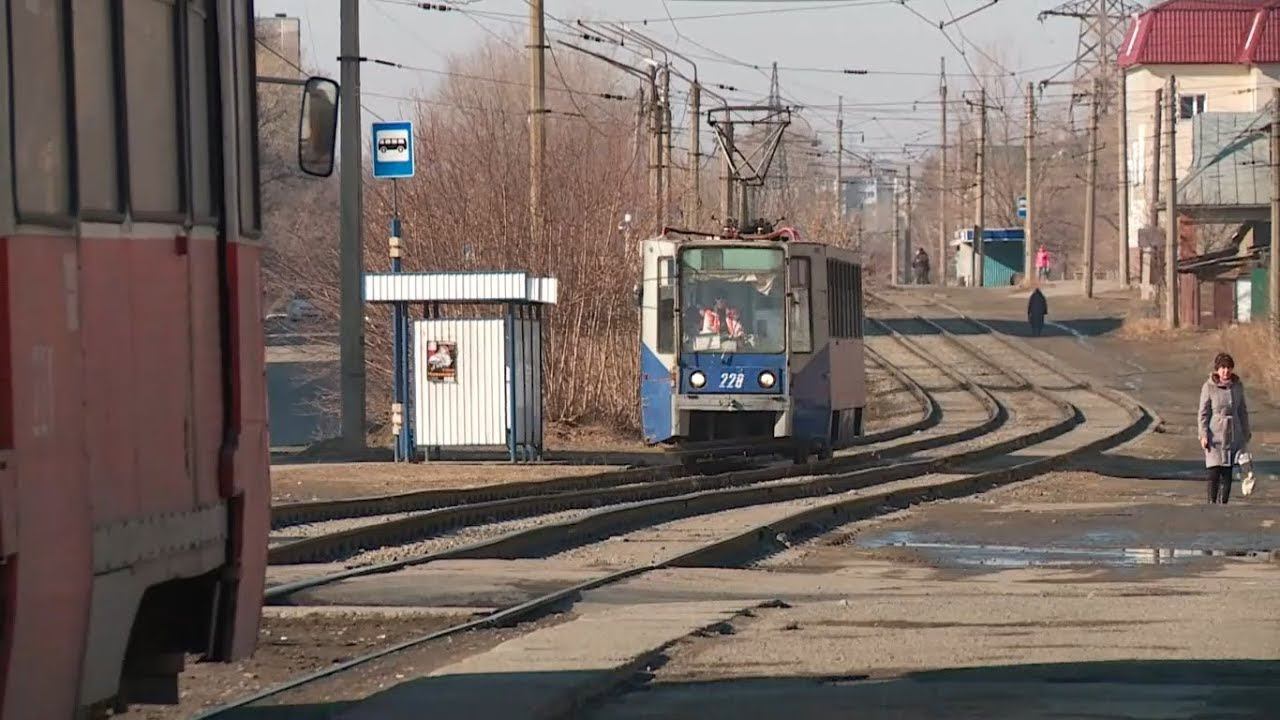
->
718 372 745 390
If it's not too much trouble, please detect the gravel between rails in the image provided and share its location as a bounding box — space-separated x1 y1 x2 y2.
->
316 508 596 569
269 511 423 545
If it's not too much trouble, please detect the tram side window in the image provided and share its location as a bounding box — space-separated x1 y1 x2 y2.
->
72 0 121 216
790 257 812 353
233 0 261 233
9 1 71 219
657 256 675 354
187 0 216 221
123 0 183 217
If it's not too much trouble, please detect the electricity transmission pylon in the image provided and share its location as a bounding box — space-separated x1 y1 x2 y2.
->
1039 0 1146 118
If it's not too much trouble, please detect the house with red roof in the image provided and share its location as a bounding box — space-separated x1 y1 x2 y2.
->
1119 0 1280 320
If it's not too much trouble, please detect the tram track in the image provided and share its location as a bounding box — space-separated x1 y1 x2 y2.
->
200 298 1154 719
266 347 935 540
262 320 1085 609
262 336 976 569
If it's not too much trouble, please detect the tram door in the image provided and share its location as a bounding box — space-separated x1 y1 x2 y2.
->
639 239 677 443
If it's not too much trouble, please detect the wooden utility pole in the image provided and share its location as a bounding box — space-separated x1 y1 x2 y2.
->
1118 72 1130 288
836 95 844 224
1271 87 1280 335
1024 82 1035 286
529 0 546 241
974 88 987 288
689 83 702 224
1164 76 1178 329
1084 78 1100 298
939 59 948 286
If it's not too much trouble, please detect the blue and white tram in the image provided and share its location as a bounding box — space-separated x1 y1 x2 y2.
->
638 226 866 461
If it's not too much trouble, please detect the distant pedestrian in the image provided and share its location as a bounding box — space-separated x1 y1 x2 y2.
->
1026 288 1048 337
912 248 930 284
1200 353 1250 504
1035 245 1051 281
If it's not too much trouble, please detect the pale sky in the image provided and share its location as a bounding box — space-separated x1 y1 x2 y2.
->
257 0 1105 162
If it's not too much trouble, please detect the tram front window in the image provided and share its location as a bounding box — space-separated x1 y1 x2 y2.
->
680 246 786 354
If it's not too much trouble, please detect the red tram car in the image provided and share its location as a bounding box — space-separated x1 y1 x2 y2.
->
0 1 337 716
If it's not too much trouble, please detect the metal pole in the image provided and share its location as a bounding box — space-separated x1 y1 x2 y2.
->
939 60 948 286
1024 82 1035 286
662 64 673 226
905 166 914 282
1147 88 1163 292
892 174 901 285
1118 72 1130 288
1271 87 1280 335
721 119 735 223
1164 76 1178 329
836 95 844 225
649 65 663 231
974 89 987 288
1084 79 1100 299
529 0 546 242
339 0 365 450
690 82 702 225
390 181 408 462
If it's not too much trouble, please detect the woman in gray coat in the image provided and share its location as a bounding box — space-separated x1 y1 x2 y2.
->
1199 352 1250 504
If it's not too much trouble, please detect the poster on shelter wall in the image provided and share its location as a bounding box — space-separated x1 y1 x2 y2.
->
425 341 457 382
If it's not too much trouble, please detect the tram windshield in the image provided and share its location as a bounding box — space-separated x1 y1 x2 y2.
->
679 246 786 354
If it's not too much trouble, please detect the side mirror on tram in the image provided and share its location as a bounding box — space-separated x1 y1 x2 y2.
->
298 76 340 178
633 284 643 308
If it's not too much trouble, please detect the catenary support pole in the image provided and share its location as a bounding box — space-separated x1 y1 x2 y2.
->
1118 72 1131 288
1270 88 1280 335
529 0 546 241
939 60 948 286
339 0 365 450
1024 82 1035 286
974 89 987 288
689 82 702 224
1084 79 1100 299
1164 76 1179 329
836 95 844 225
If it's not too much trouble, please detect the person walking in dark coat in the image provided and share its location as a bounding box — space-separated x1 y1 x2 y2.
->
912 248 930 285
1200 352 1251 504
1026 288 1048 337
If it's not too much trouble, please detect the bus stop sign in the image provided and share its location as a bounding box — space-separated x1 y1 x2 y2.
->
372 121 414 179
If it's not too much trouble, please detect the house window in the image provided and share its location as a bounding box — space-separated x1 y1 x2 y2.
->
1179 94 1206 120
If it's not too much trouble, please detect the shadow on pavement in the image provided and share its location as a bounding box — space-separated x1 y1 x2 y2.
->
209 659 1280 719
869 316 1124 340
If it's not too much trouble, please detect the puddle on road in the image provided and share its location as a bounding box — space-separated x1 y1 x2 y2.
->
859 531 1277 568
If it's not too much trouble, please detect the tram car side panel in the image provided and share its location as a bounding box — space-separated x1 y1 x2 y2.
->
639 238 678 443
787 244 866 451
0 1 281 716
825 247 867 444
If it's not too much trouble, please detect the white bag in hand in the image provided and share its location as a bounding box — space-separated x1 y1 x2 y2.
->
1238 452 1256 496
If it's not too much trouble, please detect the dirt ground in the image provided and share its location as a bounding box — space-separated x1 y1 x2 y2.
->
270 462 622 503
116 609 473 719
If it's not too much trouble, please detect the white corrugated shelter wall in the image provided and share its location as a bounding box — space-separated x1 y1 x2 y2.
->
414 319 507 446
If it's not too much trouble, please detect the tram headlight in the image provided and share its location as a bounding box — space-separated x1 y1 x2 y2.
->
758 371 777 389
689 371 707 389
